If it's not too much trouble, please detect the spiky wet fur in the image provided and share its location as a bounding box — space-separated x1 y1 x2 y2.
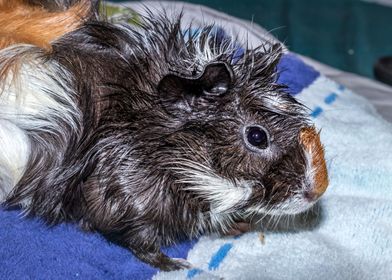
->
0 9 324 270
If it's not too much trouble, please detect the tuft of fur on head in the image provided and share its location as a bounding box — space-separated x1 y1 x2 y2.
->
0 0 98 50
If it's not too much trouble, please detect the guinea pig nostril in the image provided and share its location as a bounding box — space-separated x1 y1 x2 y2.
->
304 190 321 202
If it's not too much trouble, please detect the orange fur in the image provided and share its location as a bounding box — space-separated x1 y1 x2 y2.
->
0 0 93 50
300 127 329 199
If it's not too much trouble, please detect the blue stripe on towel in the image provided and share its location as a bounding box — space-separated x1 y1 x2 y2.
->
208 243 233 270
324 93 338 104
311 106 323 118
311 85 343 118
187 268 203 279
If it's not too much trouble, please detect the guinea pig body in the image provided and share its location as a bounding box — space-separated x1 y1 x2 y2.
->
0 12 328 270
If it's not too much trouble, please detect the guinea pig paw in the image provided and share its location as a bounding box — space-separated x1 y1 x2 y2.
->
171 258 193 269
224 222 251 236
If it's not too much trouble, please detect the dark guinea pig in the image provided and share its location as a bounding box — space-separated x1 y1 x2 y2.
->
0 8 329 270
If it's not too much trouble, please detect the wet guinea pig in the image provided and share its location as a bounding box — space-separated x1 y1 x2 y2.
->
0 10 329 270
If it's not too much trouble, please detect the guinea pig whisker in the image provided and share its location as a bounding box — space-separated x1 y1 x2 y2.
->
253 201 274 225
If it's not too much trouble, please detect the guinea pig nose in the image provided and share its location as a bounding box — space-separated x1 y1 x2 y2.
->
304 190 322 202
299 127 329 199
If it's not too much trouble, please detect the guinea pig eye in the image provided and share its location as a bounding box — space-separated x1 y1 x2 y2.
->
245 126 269 150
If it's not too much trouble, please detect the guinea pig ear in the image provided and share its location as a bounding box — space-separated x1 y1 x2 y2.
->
157 73 196 116
158 62 233 116
199 62 233 96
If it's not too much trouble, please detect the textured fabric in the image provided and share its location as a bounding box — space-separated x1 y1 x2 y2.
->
0 209 197 279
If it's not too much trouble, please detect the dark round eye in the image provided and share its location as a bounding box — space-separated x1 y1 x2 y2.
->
246 126 269 149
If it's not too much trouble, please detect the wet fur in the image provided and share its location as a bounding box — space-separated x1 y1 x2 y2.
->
0 5 328 270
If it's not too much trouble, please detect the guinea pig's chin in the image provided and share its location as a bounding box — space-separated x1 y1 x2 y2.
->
247 194 318 217
268 195 318 216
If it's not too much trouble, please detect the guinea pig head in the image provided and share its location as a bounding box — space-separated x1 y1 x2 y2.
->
158 44 328 220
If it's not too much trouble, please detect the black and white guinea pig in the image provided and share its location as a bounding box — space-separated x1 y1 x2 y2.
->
0 6 329 271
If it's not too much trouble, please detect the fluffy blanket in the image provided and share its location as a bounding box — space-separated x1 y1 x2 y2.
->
1 3 391 280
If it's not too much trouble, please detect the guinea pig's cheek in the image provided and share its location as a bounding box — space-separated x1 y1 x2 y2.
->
299 127 329 200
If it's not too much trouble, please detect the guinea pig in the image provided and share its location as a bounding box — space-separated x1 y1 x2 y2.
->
0 8 329 270
0 0 97 50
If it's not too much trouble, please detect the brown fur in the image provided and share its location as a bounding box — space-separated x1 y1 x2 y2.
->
0 0 93 50
300 127 329 198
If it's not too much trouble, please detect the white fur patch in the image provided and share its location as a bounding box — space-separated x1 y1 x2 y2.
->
303 147 315 191
0 45 79 132
269 194 316 216
0 121 30 201
174 160 253 214
0 45 79 201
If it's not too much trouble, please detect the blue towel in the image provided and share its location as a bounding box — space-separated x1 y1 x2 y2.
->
0 208 198 279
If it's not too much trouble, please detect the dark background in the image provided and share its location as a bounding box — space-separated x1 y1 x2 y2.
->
111 0 392 80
